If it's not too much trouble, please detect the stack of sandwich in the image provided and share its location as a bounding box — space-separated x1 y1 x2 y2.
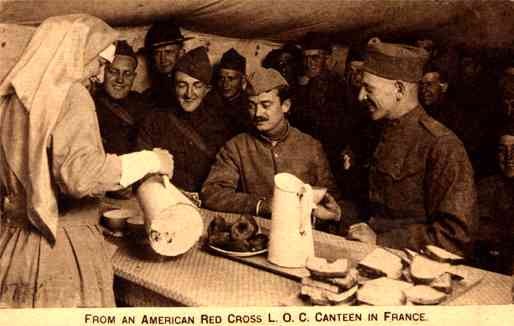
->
356 245 466 305
299 256 359 305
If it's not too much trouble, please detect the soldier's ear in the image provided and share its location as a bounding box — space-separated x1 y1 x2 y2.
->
394 81 405 101
281 98 291 114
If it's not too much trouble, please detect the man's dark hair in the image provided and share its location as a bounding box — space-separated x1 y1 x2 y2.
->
277 85 290 103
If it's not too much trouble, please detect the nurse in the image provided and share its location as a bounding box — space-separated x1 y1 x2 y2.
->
0 14 173 308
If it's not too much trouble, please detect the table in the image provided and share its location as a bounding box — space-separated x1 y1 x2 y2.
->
102 198 512 307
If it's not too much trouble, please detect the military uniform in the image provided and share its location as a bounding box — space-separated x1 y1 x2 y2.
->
94 89 147 155
218 92 253 138
368 106 477 257
136 102 229 193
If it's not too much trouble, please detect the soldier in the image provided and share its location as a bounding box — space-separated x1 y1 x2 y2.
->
215 48 252 137
142 20 192 107
348 38 477 257
137 47 230 193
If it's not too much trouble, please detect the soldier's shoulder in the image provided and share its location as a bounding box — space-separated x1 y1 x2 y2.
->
419 113 453 138
290 127 324 148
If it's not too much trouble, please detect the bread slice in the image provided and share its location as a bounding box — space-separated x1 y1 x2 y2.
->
424 245 464 263
301 277 341 294
358 248 403 280
429 272 452 294
363 277 414 292
326 285 358 305
357 279 407 306
324 268 359 290
300 284 358 306
306 256 349 278
300 285 331 306
410 255 449 283
404 285 447 305
404 248 419 259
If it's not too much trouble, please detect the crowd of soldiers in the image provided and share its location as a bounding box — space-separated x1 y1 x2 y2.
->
92 20 514 275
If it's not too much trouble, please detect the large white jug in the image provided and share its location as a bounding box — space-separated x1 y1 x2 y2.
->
268 173 315 268
136 175 203 256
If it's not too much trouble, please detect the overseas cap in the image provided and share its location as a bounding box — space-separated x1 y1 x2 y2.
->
174 46 212 85
219 48 246 74
246 67 288 96
114 40 137 63
363 37 429 82
144 20 193 51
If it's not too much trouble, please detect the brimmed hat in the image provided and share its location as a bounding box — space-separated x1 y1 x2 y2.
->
144 20 193 51
174 46 212 84
363 37 429 82
301 32 332 53
246 67 288 96
219 48 246 74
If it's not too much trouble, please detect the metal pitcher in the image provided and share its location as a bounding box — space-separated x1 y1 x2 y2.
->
268 172 315 268
136 175 203 256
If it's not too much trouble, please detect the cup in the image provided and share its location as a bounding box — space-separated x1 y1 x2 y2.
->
312 186 328 205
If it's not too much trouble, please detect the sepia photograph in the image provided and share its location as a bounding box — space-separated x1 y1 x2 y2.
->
0 0 513 324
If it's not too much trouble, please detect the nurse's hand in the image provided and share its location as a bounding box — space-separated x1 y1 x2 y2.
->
312 193 341 221
152 148 174 179
347 223 377 245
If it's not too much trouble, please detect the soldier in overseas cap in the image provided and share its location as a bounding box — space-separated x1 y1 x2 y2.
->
137 47 231 193
348 38 477 258
215 48 252 137
202 67 358 235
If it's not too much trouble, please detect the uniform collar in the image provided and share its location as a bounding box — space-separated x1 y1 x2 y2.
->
258 122 290 146
383 105 424 131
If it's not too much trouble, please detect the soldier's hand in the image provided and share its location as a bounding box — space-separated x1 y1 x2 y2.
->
312 193 342 221
257 198 272 218
347 222 377 245
152 148 174 178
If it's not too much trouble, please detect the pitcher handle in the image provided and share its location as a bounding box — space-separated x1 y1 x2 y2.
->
299 184 314 236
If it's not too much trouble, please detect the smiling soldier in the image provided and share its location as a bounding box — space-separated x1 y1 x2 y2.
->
137 47 230 193
94 40 147 155
348 38 477 257
215 48 252 137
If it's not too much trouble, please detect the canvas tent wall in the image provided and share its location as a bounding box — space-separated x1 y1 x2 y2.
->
1 0 514 88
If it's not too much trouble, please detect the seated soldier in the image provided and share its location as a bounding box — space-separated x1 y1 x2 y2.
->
475 123 514 274
201 67 348 233
419 69 460 133
215 48 252 137
94 40 146 155
93 41 148 199
137 47 230 193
